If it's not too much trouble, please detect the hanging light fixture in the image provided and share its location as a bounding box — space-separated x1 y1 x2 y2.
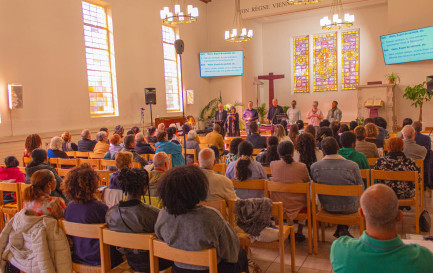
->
160 0 199 25
287 0 322 5
320 0 354 30
225 0 253 43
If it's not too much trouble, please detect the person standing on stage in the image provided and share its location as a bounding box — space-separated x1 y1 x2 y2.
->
214 103 227 136
306 101 324 131
287 100 301 125
327 101 342 123
242 101 259 135
225 106 240 137
266 99 284 125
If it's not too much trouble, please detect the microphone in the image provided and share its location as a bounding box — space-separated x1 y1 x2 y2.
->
175 39 184 55
140 107 145 110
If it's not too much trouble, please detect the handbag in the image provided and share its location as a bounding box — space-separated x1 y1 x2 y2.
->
419 210 431 233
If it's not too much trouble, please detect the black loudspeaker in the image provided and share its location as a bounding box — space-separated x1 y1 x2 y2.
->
145 88 156 105
175 39 184 55
427 75 433 94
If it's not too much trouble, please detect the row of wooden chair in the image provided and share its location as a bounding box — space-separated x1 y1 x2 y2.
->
0 182 31 230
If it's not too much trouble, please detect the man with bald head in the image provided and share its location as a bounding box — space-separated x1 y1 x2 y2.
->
199 148 237 202
148 152 170 196
331 184 433 272
402 125 427 160
266 99 284 124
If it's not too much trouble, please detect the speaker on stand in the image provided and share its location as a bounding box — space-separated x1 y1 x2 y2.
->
145 88 156 126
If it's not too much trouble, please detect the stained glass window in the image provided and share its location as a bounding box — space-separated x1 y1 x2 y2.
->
293 36 310 93
313 33 337 92
341 30 360 90
162 25 182 112
82 1 118 117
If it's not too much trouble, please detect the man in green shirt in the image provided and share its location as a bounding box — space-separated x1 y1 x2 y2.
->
331 184 433 273
338 131 370 170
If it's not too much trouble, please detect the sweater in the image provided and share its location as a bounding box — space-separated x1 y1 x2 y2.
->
77 138 97 152
201 168 238 201
205 131 225 155
93 141 109 154
155 141 185 167
135 142 155 155
25 163 65 200
355 140 379 158
47 149 68 159
338 148 370 170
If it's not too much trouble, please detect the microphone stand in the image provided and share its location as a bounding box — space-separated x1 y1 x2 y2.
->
176 44 187 165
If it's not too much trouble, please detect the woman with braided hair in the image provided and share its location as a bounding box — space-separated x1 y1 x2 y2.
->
294 132 323 175
106 168 172 273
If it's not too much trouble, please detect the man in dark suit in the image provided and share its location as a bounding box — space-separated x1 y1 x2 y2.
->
77 129 97 152
266 99 284 124
413 121 432 188
246 122 267 149
214 103 227 136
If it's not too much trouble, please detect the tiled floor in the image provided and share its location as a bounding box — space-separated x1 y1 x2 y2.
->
250 193 433 273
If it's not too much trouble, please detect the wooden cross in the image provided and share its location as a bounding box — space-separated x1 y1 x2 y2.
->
258 73 285 106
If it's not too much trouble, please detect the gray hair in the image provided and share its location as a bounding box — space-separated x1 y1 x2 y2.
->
96 131 107 142
50 136 63 150
135 132 145 143
153 152 169 168
81 129 90 139
187 130 197 140
402 125 415 140
360 184 399 230
199 148 215 169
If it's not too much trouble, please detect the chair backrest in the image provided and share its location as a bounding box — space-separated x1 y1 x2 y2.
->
198 136 207 144
65 151 76 158
140 154 150 161
311 182 363 197
200 200 227 219
263 166 272 176
57 158 79 168
56 168 72 178
371 170 418 183
367 158 379 167
266 181 310 195
20 183 31 208
79 159 100 169
95 170 111 187
18 167 26 174
359 169 371 187
99 160 116 170
149 237 218 273
89 152 105 159
213 163 227 174
49 158 59 168
415 159 424 175
23 157 32 166
76 151 90 158
199 143 210 149
131 162 141 168
184 149 198 163
253 148 263 155
0 182 22 209
231 179 268 197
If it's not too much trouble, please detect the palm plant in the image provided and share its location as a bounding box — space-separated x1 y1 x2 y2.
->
257 103 268 123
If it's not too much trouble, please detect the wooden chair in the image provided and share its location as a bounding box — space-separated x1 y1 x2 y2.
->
76 151 90 158
311 182 364 254
150 236 218 273
56 168 72 178
0 182 23 230
183 149 198 163
140 154 150 161
100 160 116 170
199 143 210 149
213 163 227 174
58 220 104 273
224 139 232 150
18 167 26 174
367 158 379 168
57 158 79 169
95 170 111 187
100 227 150 273
65 151 76 158
79 159 101 170
227 200 296 273
89 152 105 159
266 181 312 254
23 157 32 166
198 136 207 144
231 179 269 197
360 169 371 187
48 158 59 168
414 159 425 210
221 155 227 164
252 148 263 155
200 199 227 220
263 166 272 176
371 170 420 234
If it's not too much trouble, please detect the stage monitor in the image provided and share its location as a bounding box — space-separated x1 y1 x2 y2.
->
380 26 433 65
200 51 244 77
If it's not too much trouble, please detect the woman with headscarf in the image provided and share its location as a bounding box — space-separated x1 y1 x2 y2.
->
224 106 240 137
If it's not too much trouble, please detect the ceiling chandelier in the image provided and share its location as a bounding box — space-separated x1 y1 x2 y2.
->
320 0 354 30
287 0 322 5
160 0 199 25
225 0 253 43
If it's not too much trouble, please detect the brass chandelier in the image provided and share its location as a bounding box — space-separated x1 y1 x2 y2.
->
160 0 199 25
287 0 322 5
320 0 354 30
225 0 253 43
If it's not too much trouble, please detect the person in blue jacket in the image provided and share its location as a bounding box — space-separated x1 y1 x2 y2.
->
155 131 185 167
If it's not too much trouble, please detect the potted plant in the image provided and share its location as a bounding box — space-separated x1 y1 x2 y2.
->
403 81 433 122
257 103 268 124
356 116 365 126
385 72 400 84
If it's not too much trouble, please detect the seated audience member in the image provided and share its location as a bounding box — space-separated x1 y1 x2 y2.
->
413 121 431 184
23 169 66 219
157 123 165 133
131 126 140 135
270 141 310 241
0 156 25 202
78 129 97 152
294 132 323 175
93 131 109 155
274 124 292 143
319 119 331 128
280 120 288 136
209 145 221 164
246 122 267 149
184 130 200 164
126 130 134 136
24 134 42 158
155 131 185 167
199 148 237 201
289 124 299 145
64 164 122 268
331 121 341 147
205 124 225 155
106 168 172 273
365 123 384 149
397 118 413 138
331 184 433 273
374 117 389 142
256 136 280 167
349 121 358 132
109 134 123 156
122 135 148 167
148 152 170 197
296 120 305 134
109 151 133 190
402 125 427 160
304 125 316 139
339 124 350 134
226 141 267 199
167 127 180 144
100 128 109 143
25 149 64 199
134 133 155 155
338 132 370 170
155 165 248 273
226 138 244 164
374 137 421 199
146 126 157 144
47 136 68 158
363 118 374 125
310 137 364 238
61 131 78 152
354 126 379 158
114 125 124 138
316 127 333 150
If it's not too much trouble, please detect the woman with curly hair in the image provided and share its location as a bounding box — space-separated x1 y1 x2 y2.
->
63 164 122 268
106 168 172 273
256 136 280 167
225 138 244 164
23 134 42 158
294 133 323 175
316 127 333 150
289 124 299 146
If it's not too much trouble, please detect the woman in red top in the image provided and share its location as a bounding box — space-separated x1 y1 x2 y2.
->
23 134 42 158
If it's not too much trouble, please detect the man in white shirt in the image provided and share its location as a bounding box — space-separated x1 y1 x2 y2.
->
286 100 301 125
